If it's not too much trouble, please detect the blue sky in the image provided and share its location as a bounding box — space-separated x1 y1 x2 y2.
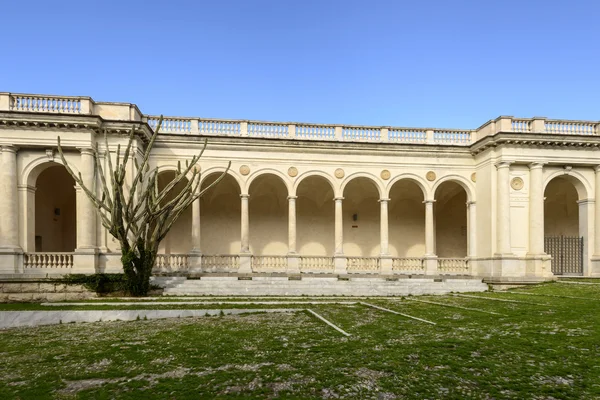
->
1 0 598 128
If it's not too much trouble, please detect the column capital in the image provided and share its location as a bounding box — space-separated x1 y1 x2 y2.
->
378 198 390 203
287 195 298 200
528 162 546 170
1 145 17 154
577 199 594 205
423 199 436 204
334 196 344 201
77 147 95 156
17 184 36 193
594 165 600 173
466 200 476 206
495 161 513 169
240 193 250 199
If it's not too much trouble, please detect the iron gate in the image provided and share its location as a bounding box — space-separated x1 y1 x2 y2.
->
544 236 583 275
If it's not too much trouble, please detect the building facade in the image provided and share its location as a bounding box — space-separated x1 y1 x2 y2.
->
0 92 599 284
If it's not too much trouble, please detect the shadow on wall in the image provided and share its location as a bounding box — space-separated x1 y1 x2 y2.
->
297 176 334 256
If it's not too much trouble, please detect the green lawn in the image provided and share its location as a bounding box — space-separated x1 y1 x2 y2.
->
1 283 600 399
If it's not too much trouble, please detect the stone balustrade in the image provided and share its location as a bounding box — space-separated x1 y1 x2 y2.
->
154 254 189 273
437 258 469 274
200 254 240 272
2 93 599 145
251 255 288 271
392 257 425 272
23 253 74 269
346 257 380 273
299 256 335 272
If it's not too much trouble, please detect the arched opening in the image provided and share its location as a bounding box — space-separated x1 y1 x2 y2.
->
200 173 241 254
156 171 192 254
248 174 288 255
544 176 583 275
34 165 76 252
434 181 468 257
342 177 380 256
388 180 425 257
297 176 334 256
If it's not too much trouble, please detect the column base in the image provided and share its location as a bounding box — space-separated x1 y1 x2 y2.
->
0 247 23 273
287 254 300 274
188 252 202 273
525 253 553 278
380 255 393 275
73 248 98 274
590 257 600 277
333 255 347 275
238 253 252 274
423 255 438 275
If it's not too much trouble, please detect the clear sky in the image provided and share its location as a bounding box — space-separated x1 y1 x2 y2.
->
2 0 598 129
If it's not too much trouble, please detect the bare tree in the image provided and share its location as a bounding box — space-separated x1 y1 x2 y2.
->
57 116 230 296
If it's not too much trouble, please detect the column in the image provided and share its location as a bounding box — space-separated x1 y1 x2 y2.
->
495 161 513 255
467 201 477 257
379 198 390 255
334 197 344 255
0 146 20 249
240 194 250 253
424 200 435 256
287 196 297 254
76 148 97 250
191 197 201 253
595 166 600 256
528 162 545 255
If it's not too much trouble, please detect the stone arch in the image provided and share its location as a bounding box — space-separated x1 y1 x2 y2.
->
431 174 475 202
292 170 337 197
544 170 590 201
23 155 81 188
156 169 192 254
296 173 335 256
246 169 292 197
385 174 429 199
340 173 384 199
387 177 427 257
248 172 289 255
341 175 382 257
434 179 469 257
199 167 243 195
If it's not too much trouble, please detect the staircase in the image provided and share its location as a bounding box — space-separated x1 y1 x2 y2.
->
153 276 488 296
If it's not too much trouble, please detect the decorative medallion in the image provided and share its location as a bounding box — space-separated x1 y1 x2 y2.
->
288 167 298 177
239 165 250 176
334 168 345 179
426 171 436 182
380 169 391 180
471 172 476 182
511 177 524 191
193 164 201 173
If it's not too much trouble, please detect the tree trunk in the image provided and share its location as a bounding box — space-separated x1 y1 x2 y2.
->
120 247 156 296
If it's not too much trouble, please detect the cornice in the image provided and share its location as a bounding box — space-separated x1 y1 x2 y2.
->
470 132 600 155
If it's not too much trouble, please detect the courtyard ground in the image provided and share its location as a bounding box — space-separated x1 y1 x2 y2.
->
1 282 599 399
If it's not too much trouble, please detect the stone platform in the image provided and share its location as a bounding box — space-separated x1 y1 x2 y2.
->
152 275 488 296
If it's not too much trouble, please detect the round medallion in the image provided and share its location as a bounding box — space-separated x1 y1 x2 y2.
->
380 169 391 180
239 165 250 176
334 168 345 179
426 171 436 182
471 172 476 182
193 164 201 173
288 167 298 177
511 177 524 191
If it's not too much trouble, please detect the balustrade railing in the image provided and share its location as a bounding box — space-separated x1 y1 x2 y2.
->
199 120 241 135
346 257 380 273
147 117 192 134
392 257 425 272
511 119 532 132
544 121 596 135
10 94 82 114
296 125 336 140
248 122 289 138
433 130 472 145
389 128 427 143
251 255 288 270
299 256 334 272
437 258 469 273
23 252 74 269
343 127 381 141
201 254 240 272
154 254 189 273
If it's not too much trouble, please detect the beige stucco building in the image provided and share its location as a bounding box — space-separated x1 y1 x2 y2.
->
0 92 598 290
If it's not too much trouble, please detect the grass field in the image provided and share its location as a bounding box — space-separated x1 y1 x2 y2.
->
1 283 600 399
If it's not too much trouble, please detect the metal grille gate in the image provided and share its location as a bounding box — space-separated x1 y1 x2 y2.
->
544 236 583 275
